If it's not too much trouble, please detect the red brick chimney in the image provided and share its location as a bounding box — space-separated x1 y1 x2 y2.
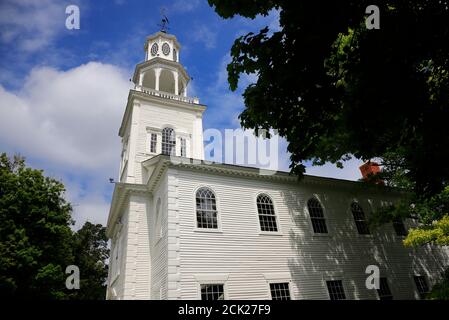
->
359 161 384 185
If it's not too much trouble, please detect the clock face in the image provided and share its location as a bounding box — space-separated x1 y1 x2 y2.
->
162 42 170 56
150 43 158 56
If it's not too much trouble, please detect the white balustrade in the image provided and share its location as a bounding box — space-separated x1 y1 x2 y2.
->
135 85 199 104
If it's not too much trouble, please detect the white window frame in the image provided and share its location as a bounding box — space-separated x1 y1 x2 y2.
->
325 279 347 300
161 127 176 156
350 200 372 236
413 274 430 300
180 137 187 157
146 127 162 155
195 274 229 300
255 192 282 235
376 277 394 300
149 132 158 154
305 195 330 237
264 273 293 300
193 185 222 233
322 272 347 300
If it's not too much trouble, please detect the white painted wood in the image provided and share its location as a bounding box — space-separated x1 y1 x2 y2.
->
107 31 449 300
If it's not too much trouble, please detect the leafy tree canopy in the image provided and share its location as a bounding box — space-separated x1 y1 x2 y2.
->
208 0 449 198
0 153 109 299
71 221 109 300
208 0 449 237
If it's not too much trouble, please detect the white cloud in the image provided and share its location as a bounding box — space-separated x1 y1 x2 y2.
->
64 178 113 229
0 62 130 170
0 0 69 52
169 0 201 14
191 24 218 49
0 62 131 228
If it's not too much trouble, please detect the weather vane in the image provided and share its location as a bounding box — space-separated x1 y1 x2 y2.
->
158 8 170 33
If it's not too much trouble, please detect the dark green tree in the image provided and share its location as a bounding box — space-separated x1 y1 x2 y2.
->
208 0 449 298
0 153 73 299
71 221 109 300
0 153 109 299
208 0 449 196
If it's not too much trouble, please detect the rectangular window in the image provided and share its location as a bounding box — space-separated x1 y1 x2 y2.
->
326 280 346 300
270 282 291 300
393 217 408 236
377 277 393 300
180 137 186 157
150 133 157 153
414 276 429 299
200 284 224 300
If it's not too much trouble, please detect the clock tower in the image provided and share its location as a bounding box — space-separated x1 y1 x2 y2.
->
117 31 206 184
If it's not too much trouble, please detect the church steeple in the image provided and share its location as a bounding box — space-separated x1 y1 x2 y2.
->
118 31 205 184
132 32 194 102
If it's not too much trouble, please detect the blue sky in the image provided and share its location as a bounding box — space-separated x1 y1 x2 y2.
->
0 0 363 228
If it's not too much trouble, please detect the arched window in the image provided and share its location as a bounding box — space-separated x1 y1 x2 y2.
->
307 198 328 233
162 127 176 156
196 187 218 229
351 202 370 235
257 194 278 232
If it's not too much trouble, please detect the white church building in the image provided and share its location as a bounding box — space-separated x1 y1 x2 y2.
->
105 31 448 300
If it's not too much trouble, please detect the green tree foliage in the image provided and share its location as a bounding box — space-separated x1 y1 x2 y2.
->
403 187 449 247
428 267 449 300
0 153 73 298
0 153 109 299
208 0 449 197
71 222 109 300
208 0 449 297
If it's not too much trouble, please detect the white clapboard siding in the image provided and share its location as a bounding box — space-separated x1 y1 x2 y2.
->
168 168 449 300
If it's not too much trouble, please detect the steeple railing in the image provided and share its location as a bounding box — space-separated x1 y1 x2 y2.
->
135 85 199 104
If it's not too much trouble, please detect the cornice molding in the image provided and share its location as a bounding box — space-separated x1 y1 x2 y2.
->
142 155 406 194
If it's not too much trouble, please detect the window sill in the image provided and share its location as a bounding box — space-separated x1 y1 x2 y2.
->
193 228 223 234
143 152 159 156
311 233 331 238
258 231 284 236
